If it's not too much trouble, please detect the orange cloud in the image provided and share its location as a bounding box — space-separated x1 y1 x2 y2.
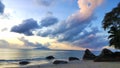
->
77 0 103 20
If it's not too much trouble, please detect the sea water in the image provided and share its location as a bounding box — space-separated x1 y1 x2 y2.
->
0 48 100 67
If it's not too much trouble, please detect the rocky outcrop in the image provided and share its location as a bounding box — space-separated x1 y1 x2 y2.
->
94 48 120 62
46 56 55 60
99 48 114 56
83 49 96 60
114 52 120 58
53 60 68 64
68 57 79 61
19 61 30 65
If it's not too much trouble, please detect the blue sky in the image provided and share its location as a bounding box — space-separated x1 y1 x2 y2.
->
0 0 119 50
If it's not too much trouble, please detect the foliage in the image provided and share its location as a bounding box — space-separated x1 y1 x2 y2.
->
102 3 120 49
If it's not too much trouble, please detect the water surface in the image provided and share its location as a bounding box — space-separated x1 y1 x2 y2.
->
0 48 100 67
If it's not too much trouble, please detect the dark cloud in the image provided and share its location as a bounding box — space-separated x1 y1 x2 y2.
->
37 13 107 49
57 16 96 42
0 1 5 14
37 13 97 39
34 0 55 7
40 16 58 27
11 16 58 36
11 18 39 36
72 27 108 49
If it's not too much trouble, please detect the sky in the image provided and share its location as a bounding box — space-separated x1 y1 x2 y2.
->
0 0 119 50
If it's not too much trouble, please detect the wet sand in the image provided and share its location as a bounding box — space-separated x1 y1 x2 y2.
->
12 60 120 68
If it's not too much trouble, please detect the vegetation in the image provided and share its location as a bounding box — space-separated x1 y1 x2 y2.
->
102 3 120 49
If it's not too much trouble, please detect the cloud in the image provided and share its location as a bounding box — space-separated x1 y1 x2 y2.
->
0 37 50 49
0 39 22 48
78 0 103 20
40 16 58 27
0 1 5 14
11 18 39 36
72 27 108 49
18 37 49 49
1 28 8 32
37 0 105 49
10 16 58 36
56 16 96 42
0 40 9 48
8 0 105 49
48 41 86 50
37 0 103 38
34 0 55 7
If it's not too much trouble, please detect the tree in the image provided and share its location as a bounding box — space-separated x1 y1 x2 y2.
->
102 3 120 49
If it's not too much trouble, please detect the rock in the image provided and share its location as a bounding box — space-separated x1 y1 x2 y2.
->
53 60 68 64
99 48 114 57
94 48 115 62
19 61 30 65
83 49 96 60
113 52 120 59
114 52 120 57
68 57 79 61
46 56 55 60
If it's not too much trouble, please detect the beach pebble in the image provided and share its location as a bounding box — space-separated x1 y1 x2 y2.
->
46 56 55 60
19 61 30 65
53 60 68 64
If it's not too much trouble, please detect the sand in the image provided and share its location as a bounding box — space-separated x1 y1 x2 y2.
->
11 60 120 68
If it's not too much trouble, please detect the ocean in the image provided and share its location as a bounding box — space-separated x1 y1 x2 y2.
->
0 49 100 68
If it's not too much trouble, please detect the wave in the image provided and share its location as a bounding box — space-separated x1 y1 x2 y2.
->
0 57 45 62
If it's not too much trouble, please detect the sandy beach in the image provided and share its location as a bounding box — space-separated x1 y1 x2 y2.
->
12 60 120 68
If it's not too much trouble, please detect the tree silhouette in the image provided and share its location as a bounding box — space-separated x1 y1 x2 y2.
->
102 3 120 49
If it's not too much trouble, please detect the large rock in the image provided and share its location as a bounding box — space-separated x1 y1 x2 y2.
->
114 52 120 58
46 56 55 60
99 48 114 57
68 57 79 61
83 49 96 60
113 52 120 61
53 60 68 64
94 48 115 62
19 61 30 65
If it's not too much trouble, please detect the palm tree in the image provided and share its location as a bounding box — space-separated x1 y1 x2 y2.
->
102 3 120 49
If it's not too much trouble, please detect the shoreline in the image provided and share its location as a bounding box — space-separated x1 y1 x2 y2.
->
1 60 50 68
8 60 120 68
1 48 120 68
